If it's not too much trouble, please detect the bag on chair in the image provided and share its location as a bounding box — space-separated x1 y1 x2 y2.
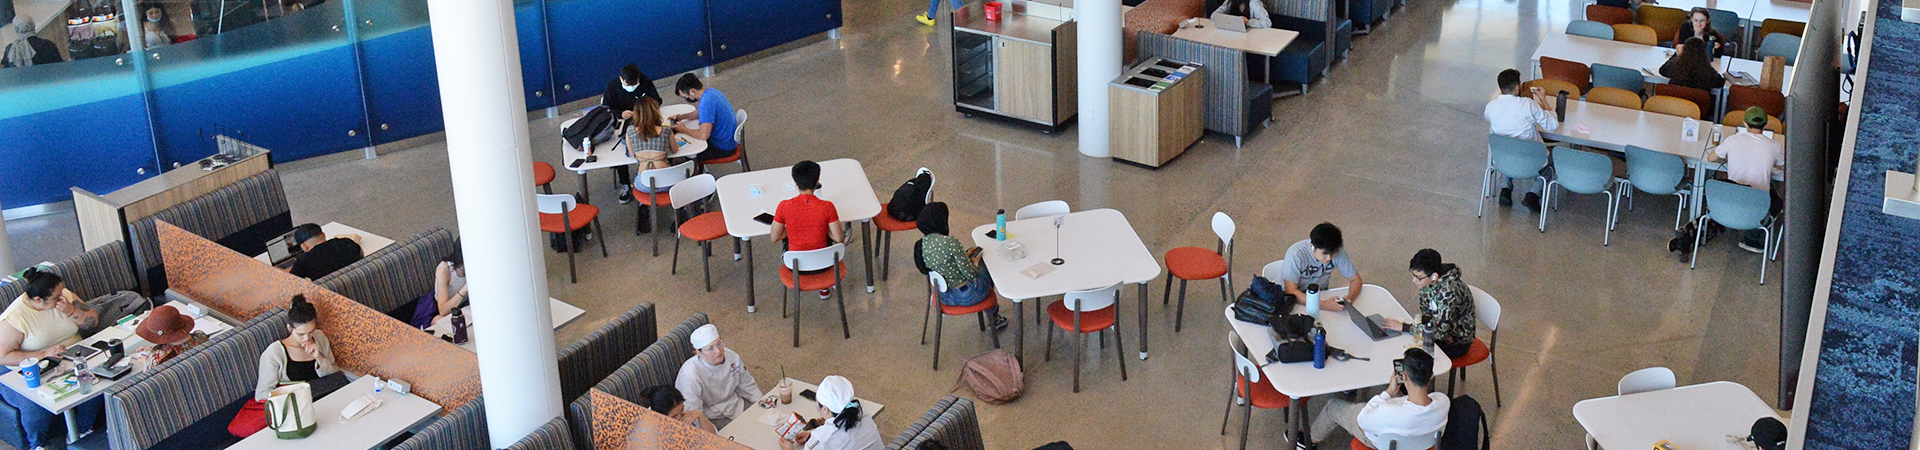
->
1439 395 1489 450
266 382 317 439
1231 276 1290 324
888 172 934 222
956 349 1023 405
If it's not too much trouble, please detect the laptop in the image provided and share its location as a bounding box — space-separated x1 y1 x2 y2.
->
1342 300 1404 341
263 229 305 268
1211 12 1249 32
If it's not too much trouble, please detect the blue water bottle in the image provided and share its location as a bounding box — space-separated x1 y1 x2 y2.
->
1303 284 1321 318
1311 324 1327 369
994 209 1007 241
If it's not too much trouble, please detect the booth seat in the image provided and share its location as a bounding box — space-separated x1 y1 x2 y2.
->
885 395 959 450
391 399 491 450
316 228 458 321
0 243 145 449
103 309 289 450
1136 32 1275 147
504 415 578 450
1123 0 1207 63
556 302 659 404
1347 0 1396 33
566 313 708 447
128 169 293 295
571 389 745 450
888 396 984 450
1268 14 1353 94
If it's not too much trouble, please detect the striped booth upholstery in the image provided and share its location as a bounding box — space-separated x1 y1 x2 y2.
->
557 302 659 403
129 169 293 294
316 228 458 319
104 309 289 450
567 313 708 446
505 415 577 450
0 242 141 316
1136 32 1274 145
886 395 960 450
392 398 491 450
899 397 985 450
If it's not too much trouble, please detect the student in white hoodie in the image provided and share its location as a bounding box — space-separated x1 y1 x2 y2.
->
1311 348 1451 449
674 324 763 428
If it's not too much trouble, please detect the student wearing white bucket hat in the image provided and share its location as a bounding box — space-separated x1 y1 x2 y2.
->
780 375 882 450
674 324 762 427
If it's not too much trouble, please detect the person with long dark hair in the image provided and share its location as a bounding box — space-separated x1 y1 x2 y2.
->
912 202 1005 329
640 385 717 432
1659 37 1727 92
406 242 468 329
230 295 338 437
0 268 110 448
1212 0 1273 28
1675 8 1728 56
778 376 881 450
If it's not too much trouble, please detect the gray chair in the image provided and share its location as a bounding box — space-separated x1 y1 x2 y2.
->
1616 146 1692 230
1479 134 1552 217
1755 34 1800 65
1591 63 1643 93
316 228 458 319
898 397 985 450
1567 20 1615 39
1136 32 1274 147
1542 148 1620 243
1689 180 1780 284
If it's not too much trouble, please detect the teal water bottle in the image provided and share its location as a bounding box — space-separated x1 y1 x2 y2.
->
994 209 1007 241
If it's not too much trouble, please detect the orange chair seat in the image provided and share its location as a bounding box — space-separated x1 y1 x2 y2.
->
629 189 672 206
1166 246 1228 280
939 292 998 316
874 205 919 232
539 204 599 233
533 161 556 186
1351 438 1434 450
1452 338 1491 368
700 146 742 165
779 263 848 291
1047 301 1117 333
680 212 729 241
1234 375 1292 409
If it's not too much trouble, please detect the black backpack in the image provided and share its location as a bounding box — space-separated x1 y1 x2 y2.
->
562 105 619 149
1439 395 1490 450
887 172 933 222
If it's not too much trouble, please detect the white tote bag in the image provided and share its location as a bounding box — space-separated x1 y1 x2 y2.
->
266 382 317 439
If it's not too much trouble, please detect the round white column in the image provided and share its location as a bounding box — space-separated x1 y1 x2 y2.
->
423 0 563 445
1076 0 1122 158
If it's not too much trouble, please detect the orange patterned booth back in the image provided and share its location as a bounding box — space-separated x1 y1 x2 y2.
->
1124 0 1208 62
586 390 748 450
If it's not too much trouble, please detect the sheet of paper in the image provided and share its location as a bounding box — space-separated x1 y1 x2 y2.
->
1020 263 1057 279
193 317 225 335
758 409 784 426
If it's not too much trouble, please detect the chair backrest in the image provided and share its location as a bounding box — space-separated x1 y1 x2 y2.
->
536 193 578 214
1586 86 1644 110
1703 179 1772 230
1539 56 1592 94
1466 285 1501 331
1756 34 1800 65
1706 8 1741 40
1624 146 1687 196
1522 79 1581 99
1757 18 1805 44
1644 95 1703 119
1727 84 1787 118
1228 330 1261 383
783 243 847 272
1374 433 1441 450
1611 23 1658 45
1721 111 1785 133
1568 20 1615 39
1652 84 1715 117
635 160 696 191
1261 260 1287 280
734 109 749 145
1591 63 1644 92
1014 200 1070 220
923 169 938 203
1061 283 1121 312
1585 4 1634 25
929 270 951 293
668 173 717 209
1618 367 1677 395
1635 5 1687 43
1551 148 1615 194
1211 212 1236 247
1488 134 1551 180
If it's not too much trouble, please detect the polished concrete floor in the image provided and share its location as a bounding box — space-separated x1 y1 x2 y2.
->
3 0 1789 447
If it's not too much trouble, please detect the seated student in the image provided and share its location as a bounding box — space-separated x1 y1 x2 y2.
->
139 305 210 365
1275 223 1361 312
669 74 740 162
1212 0 1272 28
1706 107 1786 253
912 202 1005 330
624 97 684 231
642 385 718 433
287 223 364 280
1381 249 1476 360
674 324 762 428
1484 68 1559 210
770 161 847 299
406 243 467 329
1311 349 1450 448
1659 37 1727 92
608 63 663 205
231 295 340 438
0 268 126 449
778 376 882 450
1676 8 1729 56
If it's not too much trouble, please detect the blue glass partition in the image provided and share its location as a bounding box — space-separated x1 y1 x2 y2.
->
354 0 441 144
516 0 554 110
545 0 710 106
709 0 839 61
0 19 160 207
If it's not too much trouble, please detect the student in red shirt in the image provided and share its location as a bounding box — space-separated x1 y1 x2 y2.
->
770 161 846 298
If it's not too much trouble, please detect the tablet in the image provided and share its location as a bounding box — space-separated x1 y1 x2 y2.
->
64 345 100 361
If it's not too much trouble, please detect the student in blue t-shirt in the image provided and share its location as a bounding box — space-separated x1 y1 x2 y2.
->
669 74 741 162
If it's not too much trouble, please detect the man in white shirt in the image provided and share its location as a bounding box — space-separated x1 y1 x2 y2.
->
1311 349 1450 449
1706 107 1786 253
675 324 763 427
1483 68 1560 211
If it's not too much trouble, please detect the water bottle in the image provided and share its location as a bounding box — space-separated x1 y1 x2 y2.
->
1555 91 1569 123
450 308 470 344
74 359 94 393
1303 284 1321 318
1420 323 1436 355
994 209 1008 241
1311 325 1327 369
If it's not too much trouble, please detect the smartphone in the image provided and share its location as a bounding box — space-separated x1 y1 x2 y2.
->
985 230 998 239
799 389 816 401
754 212 775 225
585 155 598 163
569 159 585 169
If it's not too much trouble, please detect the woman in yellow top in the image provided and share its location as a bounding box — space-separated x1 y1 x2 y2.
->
0 268 107 449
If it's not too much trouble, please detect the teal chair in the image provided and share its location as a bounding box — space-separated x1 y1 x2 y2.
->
1542 148 1619 243
1616 146 1692 230
1756 34 1800 65
1706 8 1742 54
1591 63 1644 93
1690 180 1778 284
1567 20 1615 40
1480 134 1552 218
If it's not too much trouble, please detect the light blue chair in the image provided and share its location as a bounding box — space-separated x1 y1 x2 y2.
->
1756 34 1801 65
1690 180 1778 284
1480 134 1552 218
1542 148 1619 242
1567 20 1616 40
1616 146 1692 230
1591 64 1644 93
1706 9 1742 53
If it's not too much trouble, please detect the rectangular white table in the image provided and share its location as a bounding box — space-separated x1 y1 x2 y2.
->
425 298 586 352
228 375 443 450
714 159 883 313
252 222 396 265
1542 98 1785 220
1531 32 1794 94
559 104 710 203
968 208 1164 369
1222 284 1451 445
1172 18 1300 85
0 300 234 443
1573 381 1782 450
716 378 885 450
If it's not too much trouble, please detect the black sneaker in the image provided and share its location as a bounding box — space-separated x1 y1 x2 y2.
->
1498 187 1514 206
618 186 634 205
1522 192 1542 211
991 316 1008 331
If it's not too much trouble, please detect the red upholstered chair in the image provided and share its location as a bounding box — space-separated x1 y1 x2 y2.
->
874 168 934 281
1539 56 1592 95
537 194 608 284
668 174 732 292
1046 283 1128 393
1162 212 1235 333
1449 285 1505 407
780 243 851 347
699 109 750 173
632 161 696 256
925 270 1001 370
1727 84 1787 119
1222 330 1292 450
532 161 556 194
1584 4 1633 25
1651 83 1716 119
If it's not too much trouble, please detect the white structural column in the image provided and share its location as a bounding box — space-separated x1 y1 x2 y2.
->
424 0 563 445
1076 0 1122 157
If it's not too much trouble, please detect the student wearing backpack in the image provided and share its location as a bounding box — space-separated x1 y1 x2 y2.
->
913 202 1007 330
1310 348 1449 449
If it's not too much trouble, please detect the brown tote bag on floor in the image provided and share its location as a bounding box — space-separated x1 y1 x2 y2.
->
956 349 1023 405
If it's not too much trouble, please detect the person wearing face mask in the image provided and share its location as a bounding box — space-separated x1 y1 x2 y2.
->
141 5 173 48
230 295 340 437
673 324 762 428
606 63 663 206
1380 249 1476 360
778 375 881 450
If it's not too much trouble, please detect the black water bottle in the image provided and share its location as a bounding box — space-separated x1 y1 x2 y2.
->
451 308 470 344
1555 91 1569 123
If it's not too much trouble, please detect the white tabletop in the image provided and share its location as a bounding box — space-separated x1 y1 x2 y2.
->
559 117 642 173
229 375 443 450
1573 381 1781 450
966 209 1163 301
716 378 886 450
253 223 396 265
0 301 233 414
426 298 586 352
1532 32 1793 93
714 159 883 239
1547 99 1714 159
1222 285 1453 399
1170 18 1301 57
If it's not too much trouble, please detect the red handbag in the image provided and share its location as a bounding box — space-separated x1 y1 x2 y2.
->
228 400 269 438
